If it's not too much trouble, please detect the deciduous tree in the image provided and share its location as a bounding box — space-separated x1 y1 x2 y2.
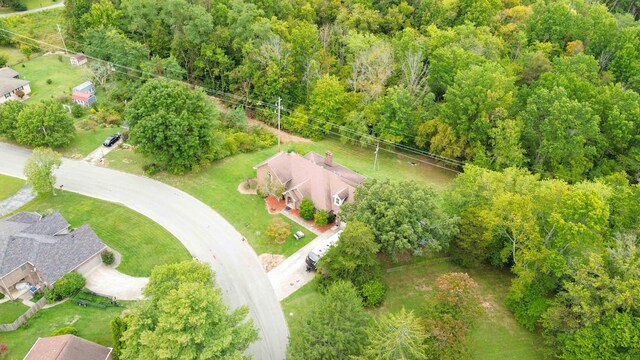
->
23 148 62 195
14 101 75 148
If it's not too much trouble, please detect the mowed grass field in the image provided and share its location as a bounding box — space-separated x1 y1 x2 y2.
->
0 300 29 324
0 301 129 359
12 190 191 276
16 54 90 103
0 174 24 201
282 258 545 360
58 125 124 159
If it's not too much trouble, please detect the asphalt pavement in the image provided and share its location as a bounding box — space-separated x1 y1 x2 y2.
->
0 142 288 359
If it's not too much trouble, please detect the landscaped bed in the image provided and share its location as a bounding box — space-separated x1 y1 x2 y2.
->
0 300 28 324
0 300 128 359
12 190 191 277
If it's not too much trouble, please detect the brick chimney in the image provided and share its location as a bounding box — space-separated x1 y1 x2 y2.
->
324 151 333 166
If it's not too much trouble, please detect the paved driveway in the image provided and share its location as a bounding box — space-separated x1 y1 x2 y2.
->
0 143 287 359
85 265 148 300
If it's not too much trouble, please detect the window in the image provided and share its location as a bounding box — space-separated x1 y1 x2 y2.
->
4 93 10 99
18 86 23 91
334 195 343 207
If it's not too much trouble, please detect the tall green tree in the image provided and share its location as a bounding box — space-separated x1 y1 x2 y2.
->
23 148 62 195
362 308 427 360
120 261 257 359
0 100 25 139
343 179 457 259
126 79 219 174
14 101 75 148
288 281 370 360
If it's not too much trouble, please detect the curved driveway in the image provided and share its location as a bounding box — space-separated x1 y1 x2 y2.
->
0 143 287 359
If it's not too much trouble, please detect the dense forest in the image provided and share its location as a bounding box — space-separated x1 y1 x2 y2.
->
43 0 639 182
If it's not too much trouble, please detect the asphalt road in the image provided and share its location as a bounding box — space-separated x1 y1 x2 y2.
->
0 142 288 359
0 1 64 18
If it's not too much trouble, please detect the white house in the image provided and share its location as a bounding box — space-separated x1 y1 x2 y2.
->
70 53 88 66
0 67 30 103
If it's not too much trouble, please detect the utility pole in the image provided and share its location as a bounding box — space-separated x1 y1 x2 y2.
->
276 97 282 151
374 141 379 172
56 24 68 54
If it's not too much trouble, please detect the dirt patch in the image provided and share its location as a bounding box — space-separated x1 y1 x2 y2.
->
247 118 311 144
265 195 286 214
66 315 81 325
238 179 258 195
259 253 286 272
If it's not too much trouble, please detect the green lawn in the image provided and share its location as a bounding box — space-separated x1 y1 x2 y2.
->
0 9 64 48
13 191 191 277
16 55 90 103
58 126 123 159
0 301 129 359
282 259 545 360
0 301 28 324
0 174 24 201
0 46 26 66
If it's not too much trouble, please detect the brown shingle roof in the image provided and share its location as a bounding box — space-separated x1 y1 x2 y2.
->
24 335 112 360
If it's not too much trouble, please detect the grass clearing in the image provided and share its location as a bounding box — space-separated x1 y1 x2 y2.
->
58 125 123 158
0 9 64 47
0 300 29 324
0 46 26 65
282 258 545 360
0 174 24 201
16 54 90 103
0 300 129 359
13 191 191 277
0 0 62 14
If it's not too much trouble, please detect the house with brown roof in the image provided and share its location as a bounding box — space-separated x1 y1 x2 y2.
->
24 334 112 360
0 212 107 300
70 53 87 66
254 151 366 214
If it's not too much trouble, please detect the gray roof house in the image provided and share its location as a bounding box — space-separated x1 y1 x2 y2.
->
25 334 113 360
72 81 95 95
0 67 30 104
0 212 107 300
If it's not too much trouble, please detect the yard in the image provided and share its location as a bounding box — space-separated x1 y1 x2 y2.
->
104 136 456 256
0 174 24 201
0 300 128 359
11 190 191 277
282 258 545 359
58 125 124 159
0 300 28 324
14 54 90 103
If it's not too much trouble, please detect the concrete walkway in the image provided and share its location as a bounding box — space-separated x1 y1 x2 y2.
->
0 184 35 216
0 142 287 359
84 265 148 300
268 227 340 300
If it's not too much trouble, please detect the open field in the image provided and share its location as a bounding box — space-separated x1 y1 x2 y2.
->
12 190 191 276
0 174 24 201
282 258 545 359
0 300 129 359
15 54 90 103
0 9 64 47
0 0 62 14
0 300 29 324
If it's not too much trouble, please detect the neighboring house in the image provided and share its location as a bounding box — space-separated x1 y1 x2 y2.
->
0 212 107 300
254 151 366 214
72 91 96 107
24 334 113 360
0 67 30 104
72 81 95 95
70 53 88 66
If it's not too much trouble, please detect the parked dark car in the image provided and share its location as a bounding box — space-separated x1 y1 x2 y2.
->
103 133 121 147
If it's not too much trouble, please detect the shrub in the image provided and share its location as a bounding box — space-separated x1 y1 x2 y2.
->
101 250 115 265
57 55 63 62
71 104 85 118
15 90 25 98
327 212 337 224
314 209 329 226
143 163 164 176
93 109 122 126
267 218 291 244
0 55 7 67
361 279 387 307
299 198 315 220
0 342 7 356
51 327 78 336
77 119 97 131
50 272 85 300
0 292 4 300
46 78 53 85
